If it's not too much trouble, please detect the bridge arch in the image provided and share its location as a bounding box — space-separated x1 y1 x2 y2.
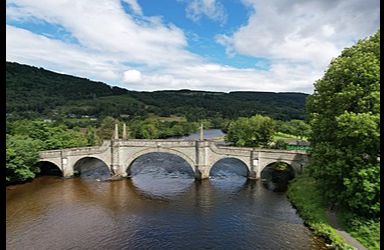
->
261 161 295 175
260 159 301 177
124 147 196 175
260 161 296 191
73 156 111 177
209 157 250 177
35 160 63 176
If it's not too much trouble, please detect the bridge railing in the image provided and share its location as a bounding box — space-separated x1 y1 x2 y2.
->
118 139 196 147
210 141 308 155
39 140 111 159
39 150 62 158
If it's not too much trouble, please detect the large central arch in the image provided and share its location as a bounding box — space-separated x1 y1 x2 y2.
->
124 147 197 176
209 157 250 177
73 157 110 178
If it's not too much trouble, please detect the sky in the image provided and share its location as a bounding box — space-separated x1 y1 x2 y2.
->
6 0 380 94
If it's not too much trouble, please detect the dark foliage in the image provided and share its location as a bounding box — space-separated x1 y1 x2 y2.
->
6 62 308 121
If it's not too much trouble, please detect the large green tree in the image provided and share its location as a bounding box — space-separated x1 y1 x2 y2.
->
226 115 276 147
8 120 89 150
307 30 380 217
6 134 43 183
276 119 311 139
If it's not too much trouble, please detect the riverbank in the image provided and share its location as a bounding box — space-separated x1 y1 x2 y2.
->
287 175 379 250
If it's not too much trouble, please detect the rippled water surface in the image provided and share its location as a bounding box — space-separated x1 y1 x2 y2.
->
7 152 326 250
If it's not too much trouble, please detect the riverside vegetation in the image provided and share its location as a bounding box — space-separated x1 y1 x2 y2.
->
288 30 380 249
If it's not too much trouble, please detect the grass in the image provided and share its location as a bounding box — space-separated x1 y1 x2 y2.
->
288 175 380 249
338 211 380 250
287 175 354 249
273 132 307 141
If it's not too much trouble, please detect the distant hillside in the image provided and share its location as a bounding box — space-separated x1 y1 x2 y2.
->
6 62 309 120
6 62 128 116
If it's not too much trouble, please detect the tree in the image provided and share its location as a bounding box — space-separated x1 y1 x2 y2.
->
287 120 311 139
97 116 118 139
6 134 43 183
8 119 89 150
226 115 276 147
276 119 311 139
306 30 380 217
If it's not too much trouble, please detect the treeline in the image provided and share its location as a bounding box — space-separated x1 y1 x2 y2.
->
6 61 308 121
225 115 310 149
6 120 93 183
127 90 307 121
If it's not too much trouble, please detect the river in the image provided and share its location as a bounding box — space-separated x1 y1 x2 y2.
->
6 129 326 249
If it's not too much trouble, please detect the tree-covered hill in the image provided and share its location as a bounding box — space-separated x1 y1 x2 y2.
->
6 61 308 121
6 62 128 117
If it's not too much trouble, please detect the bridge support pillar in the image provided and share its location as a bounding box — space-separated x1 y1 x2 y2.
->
111 140 123 177
61 152 74 177
249 170 257 179
249 153 260 180
195 165 209 180
63 165 74 177
249 163 261 179
111 164 126 177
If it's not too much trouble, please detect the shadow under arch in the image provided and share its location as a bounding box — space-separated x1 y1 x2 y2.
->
35 161 62 176
73 157 110 179
209 157 250 178
261 161 295 192
126 151 196 177
126 152 195 199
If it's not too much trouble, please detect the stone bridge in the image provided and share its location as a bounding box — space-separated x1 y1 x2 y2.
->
39 139 308 180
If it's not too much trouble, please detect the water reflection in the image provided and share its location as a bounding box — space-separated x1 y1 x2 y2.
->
129 152 195 199
209 158 249 194
210 175 248 192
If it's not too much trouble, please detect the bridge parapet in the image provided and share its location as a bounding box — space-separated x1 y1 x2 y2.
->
40 150 61 159
210 142 307 156
117 139 196 147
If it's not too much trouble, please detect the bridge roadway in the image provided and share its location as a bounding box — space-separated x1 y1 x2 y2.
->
39 139 308 180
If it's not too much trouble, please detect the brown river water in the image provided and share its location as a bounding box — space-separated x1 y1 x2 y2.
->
6 151 327 250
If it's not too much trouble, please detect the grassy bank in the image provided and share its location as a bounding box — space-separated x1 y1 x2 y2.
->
338 212 380 250
288 175 380 250
287 175 353 249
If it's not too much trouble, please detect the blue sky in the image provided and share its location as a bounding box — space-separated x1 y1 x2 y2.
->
6 0 379 93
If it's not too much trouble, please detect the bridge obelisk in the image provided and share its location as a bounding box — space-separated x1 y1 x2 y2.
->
114 123 119 140
122 123 127 140
199 123 204 141
112 123 120 175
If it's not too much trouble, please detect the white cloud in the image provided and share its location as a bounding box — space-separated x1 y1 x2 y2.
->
185 0 227 24
6 0 379 94
123 69 142 83
6 25 122 82
123 62 321 93
217 0 379 69
6 0 198 67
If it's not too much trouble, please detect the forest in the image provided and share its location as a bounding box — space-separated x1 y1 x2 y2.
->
6 61 308 121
